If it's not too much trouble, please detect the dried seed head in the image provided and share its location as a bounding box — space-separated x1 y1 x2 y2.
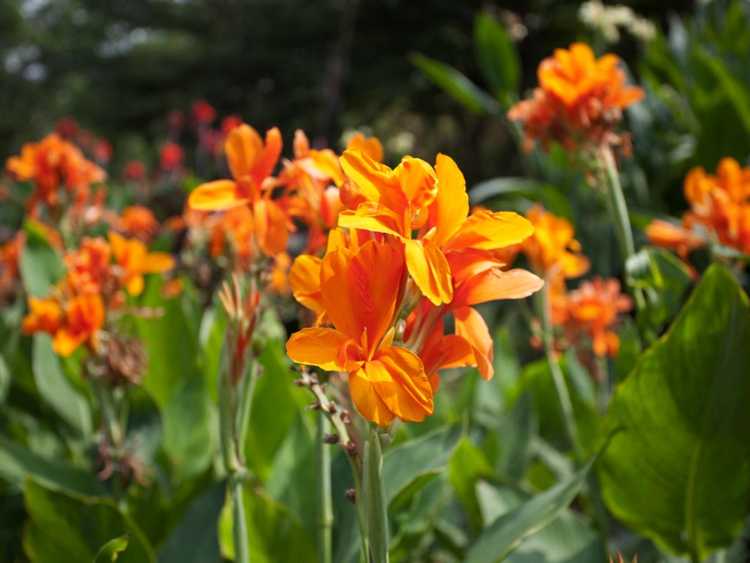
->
104 335 147 386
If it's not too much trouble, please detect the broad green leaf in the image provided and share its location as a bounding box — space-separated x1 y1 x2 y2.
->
469 178 572 218
473 12 520 105
19 220 65 298
158 484 224 563
599 265 750 560
23 480 155 563
93 535 129 562
31 334 92 436
218 483 318 563
0 437 104 497
411 53 499 115
449 437 493 533
383 425 461 509
475 482 604 562
465 458 594 563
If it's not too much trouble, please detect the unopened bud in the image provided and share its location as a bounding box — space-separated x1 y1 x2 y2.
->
339 410 352 425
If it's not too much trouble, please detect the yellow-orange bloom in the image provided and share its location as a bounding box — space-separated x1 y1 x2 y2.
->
22 297 63 335
338 150 535 305
508 43 643 151
109 232 174 296
287 239 433 426
53 293 105 356
553 277 632 359
64 237 112 296
118 205 159 241
188 123 288 258
523 205 589 281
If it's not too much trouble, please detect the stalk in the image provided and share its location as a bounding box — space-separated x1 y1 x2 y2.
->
231 475 250 563
317 413 334 563
537 283 583 462
362 425 389 563
597 145 646 311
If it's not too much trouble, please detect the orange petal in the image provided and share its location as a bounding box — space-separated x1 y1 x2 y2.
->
346 133 384 162
405 238 453 305
339 149 397 203
393 156 437 210
420 321 475 377
431 153 468 245
143 252 175 274
366 346 433 423
446 210 534 251
126 274 145 296
254 199 289 256
289 255 324 316
226 124 263 180
52 329 86 357
453 306 494 379
349 368 395 427
188 180 246 211
454 268 543 307
308 149 344 186
286 327 349 371
321 239 405 354
253 127 283 183
337 204 403 238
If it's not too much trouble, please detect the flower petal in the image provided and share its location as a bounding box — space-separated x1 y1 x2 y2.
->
453 306 494 380
143 252 175 274
366 346 433 423
254 199 289 256
405 238 453 305
454 268 543 307
188 180 247 211
431 153 469 245
226 124 263 180
349 368 395 427
446 210 534 251
253 127 283 183
289 255 325 317
337 205 403 238
339 149 398 203
286 327 349 371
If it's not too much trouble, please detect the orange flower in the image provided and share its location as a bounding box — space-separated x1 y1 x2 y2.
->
64 237 113 295
338 150 535 305
109 232 175 296
0 233 24 300
188 123 288 257
52 293 105 356
22 297 63 335
268 252 291 294
522 205 589 281
6 133 105 212
287 239 433 426
118 205 159 241
645 219 704 259
508 43 643 151
554 277 632 359
289 254 325 323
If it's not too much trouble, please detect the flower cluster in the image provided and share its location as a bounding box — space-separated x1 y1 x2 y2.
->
508 43 643 153
647 157 750 257
286 148 544 425
22 232 173 358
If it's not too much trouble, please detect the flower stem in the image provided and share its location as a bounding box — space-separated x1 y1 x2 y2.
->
317 413 334 563
231 474 250 563
537 283 584 462
597 145 646 311
362 425 389 563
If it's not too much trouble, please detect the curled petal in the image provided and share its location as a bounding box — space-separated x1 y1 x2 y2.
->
454 306 494 380
349 368 396 427
431 153 469 245
405 238 453 305
286 328 349 371
188 180 247 211
339 149 398 203
337 205 403 238
289 255 324 317
446 210 534 251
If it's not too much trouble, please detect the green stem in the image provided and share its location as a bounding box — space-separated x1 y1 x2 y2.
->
598 145 646 311
231 475 250 563
236 360 259 465
317 413 334 563
537 284 584 462
362 425 389 563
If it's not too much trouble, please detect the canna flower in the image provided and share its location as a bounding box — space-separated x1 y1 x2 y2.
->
64 237 113 295
644 219 703 259
289 253 325 323
52 293 105 356
118 205 159 241
287 239 433 426
508 43 643 152
109 232 175 296
337 150 535 305
188 123 288 257
523 205 589 283
0 233 23 301
6 133 105 212
553 277 632 360
22 297 63 335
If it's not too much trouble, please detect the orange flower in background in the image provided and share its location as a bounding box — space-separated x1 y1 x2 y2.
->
647 158 750 257
338 150 535 305
508 43 643 152
553 277 632 359
6 133 105 212
64 237 112 295
188 123 288 258
160 142 184 172
287 239 433 426
119 205 159 241
0 233 24 300
52 293 105 356
109 232 174 296
523 205 589 283
22 297 63 335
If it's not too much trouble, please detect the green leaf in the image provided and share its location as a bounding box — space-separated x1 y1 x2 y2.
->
449 437 493 533
473 12 520 105
31 334 92 436
93 535 129 562
465 458 595 563
411 53 499 115
19 220 65 298
158 484 224 563
383 425 461 509
23 480 155 563
599 265 750 560
0 437 104 497
469 178 572 218
219 484 318 563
